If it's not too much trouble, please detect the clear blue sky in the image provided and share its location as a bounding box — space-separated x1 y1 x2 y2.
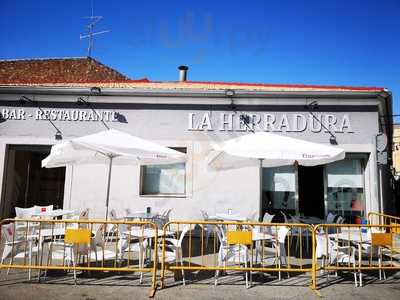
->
1 0 400 120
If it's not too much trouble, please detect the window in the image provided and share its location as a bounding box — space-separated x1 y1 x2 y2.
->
140 148 186 196
262 165 296 216
326 158 365 223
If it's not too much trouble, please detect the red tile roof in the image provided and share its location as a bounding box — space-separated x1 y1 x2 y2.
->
182 80 385 92
0 57 130 84
5 80 383 93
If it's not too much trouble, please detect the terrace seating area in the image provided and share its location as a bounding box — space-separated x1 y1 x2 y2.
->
0 208 399 295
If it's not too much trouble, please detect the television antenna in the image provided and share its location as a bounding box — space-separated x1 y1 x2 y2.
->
80 1 110 57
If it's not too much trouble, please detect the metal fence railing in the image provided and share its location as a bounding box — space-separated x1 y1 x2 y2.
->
160 221 315 290
311 223 400 290
0 218 158 296
2 215 400 297
368 212 400 227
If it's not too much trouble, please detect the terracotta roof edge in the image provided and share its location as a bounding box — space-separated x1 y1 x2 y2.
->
87 57 131 81
180 80 385 91
0 57 87 62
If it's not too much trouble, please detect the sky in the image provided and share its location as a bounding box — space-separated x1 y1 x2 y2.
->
1 0 400 120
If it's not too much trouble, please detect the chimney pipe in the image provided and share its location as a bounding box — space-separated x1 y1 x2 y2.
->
178 65 189 82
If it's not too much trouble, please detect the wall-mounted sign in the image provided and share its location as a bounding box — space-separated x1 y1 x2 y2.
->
1 108 118 122
188 112 354 133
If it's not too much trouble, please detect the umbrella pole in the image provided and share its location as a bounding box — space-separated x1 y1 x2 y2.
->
259 158 263 221
105 156 114 220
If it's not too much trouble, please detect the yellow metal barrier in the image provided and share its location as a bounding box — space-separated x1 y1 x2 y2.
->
227 231 253 245
3 217 399 295
160 221 315 289
368 212 400 226
312 223 400 291
64 229 91 244
0 218 158 297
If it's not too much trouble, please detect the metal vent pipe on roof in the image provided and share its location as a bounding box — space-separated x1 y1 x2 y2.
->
178 65 189 82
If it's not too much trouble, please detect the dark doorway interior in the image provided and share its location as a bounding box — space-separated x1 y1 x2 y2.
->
298 165 325 218
1 145 65 218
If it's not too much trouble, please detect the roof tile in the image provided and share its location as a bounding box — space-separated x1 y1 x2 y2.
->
0 57 130 83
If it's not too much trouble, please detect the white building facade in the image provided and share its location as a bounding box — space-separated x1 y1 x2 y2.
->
0 83 393 223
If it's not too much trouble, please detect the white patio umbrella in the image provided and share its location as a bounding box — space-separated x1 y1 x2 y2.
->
208 132 345 169
207 132 345 220
42 129 186 219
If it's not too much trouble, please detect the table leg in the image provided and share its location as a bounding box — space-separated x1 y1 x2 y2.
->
358 244 362 287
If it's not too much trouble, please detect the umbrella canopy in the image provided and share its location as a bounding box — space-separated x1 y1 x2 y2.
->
42 129 186 218
208 132 345 169
42 129 185 168
207 132 345 221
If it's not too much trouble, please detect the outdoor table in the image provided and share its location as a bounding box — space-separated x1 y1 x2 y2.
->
328 230 373 286
123 228 174 265
31 209 76 219
123 228 174 238
295 216 324 225
125 212 158 221
208 213 248 222
328 230 369 242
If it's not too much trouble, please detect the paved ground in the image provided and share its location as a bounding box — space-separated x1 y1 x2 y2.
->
1 269 400 300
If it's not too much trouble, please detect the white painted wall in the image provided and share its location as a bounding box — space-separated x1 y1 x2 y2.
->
0 92 382 220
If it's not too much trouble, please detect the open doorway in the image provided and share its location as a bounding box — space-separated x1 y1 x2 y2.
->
0 145 65 218
298 165 325 218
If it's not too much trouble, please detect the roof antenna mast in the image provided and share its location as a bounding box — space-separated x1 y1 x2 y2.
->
80 0 110 57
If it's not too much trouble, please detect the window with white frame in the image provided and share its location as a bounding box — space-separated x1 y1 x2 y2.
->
326 158 365 223
262 165 296 215
140 148 186 196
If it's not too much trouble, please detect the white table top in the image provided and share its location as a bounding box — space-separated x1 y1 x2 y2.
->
208 213 248 222
295 216 324 225
252 231 274 241
123 228 174 238
35 227 66 237
125 212 158 220
32 209 76 218
328 231 371 243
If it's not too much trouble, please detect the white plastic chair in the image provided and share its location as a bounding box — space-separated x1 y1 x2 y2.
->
159 226 189 285
46 232 96 282
336 216 345 224
152 209 172 229
316 233 358 287
200 210 213 248
14 207 40 233
259 212 275 235
66 208 89 227
91 223 118 261
290 216 310 255
200 210 209 221
45 208 90 281
247 210 258 222
125 208 131 216
1 223 39 280
257 226 290 281
109 209 118 220
263 212 275 223
326 212 336 224
46 223 119 283
117 224 149 283
15 207 37 218
356 228 386 286
280 211 289 223
163 209 173 222
214 225 251 288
